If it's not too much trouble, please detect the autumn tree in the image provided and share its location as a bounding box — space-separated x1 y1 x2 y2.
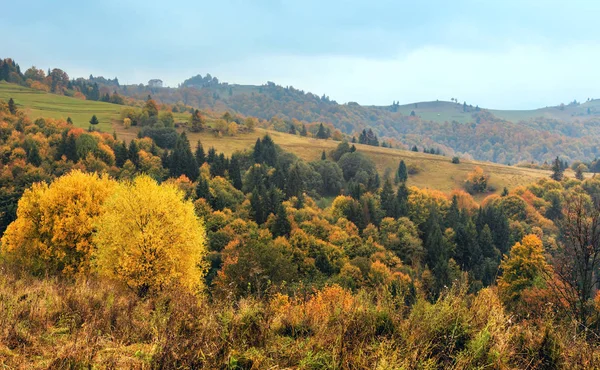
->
464 166 489 194
94 175 207 296
551 192 600 326
497 234 551 311
190 109 205 132
1 171 117 277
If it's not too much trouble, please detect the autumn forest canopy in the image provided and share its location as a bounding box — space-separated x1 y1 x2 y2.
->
3 55 600 368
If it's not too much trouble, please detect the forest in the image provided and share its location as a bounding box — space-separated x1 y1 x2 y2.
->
2 78 600 368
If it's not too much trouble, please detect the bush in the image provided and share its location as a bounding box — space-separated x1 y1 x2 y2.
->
452 156 460 164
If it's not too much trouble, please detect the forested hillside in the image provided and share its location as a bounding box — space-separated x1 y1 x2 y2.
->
3 57 600 165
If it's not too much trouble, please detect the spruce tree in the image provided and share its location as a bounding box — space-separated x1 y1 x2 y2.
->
396 160 408 183
271 204 291 238
195 176 211 200
380 179 395 218
394 182 409 218
550 156 564 181
411 145 418 152
27 144 42 166
66 133 78 162
250 187 265 224
128 140 140 167
115 141 128 167
300 124 308 137
66 117 73 125
316 123 328 139
89 114 99 125
8 98 16 115
321 151 326 160
253 138 263 163
170 132 198 181
195 140 206 165
228 155 243 190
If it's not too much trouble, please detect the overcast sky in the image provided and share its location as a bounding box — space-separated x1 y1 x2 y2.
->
2 0 600 109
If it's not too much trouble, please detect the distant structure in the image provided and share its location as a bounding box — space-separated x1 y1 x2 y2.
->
148 79 163 88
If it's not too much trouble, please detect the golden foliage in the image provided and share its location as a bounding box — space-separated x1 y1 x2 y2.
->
1 170 117 276
93 175 207 295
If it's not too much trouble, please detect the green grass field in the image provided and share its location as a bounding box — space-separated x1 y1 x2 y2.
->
1 82 562 200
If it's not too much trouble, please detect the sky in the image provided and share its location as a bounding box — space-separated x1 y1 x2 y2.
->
2 0 600 109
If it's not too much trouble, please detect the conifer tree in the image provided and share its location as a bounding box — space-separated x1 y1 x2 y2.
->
316 123 328 139
89 114 99 125
250 187 265 224
380 179 395 218
128 140 140 168
394 182 409 218
396 160 408 183
253 138 263 163
115 141 128 167
300 124 308 137
321 151 326 160
8 98 16 115
550 156 564 181
228 155 243 190
271 203 291 238
169 132 198 181
66 117 73 125
412 145 418 152
195 140 206 165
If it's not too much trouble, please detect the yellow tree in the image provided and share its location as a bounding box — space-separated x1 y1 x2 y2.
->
1 170 117 276
94 175 207 296
497 234 551 310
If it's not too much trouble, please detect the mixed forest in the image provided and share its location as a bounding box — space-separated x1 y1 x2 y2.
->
2 57 600 368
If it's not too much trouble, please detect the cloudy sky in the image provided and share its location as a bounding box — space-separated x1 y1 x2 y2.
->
2 0 600 109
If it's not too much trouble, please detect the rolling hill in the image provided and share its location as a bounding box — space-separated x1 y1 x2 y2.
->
0 81 560 200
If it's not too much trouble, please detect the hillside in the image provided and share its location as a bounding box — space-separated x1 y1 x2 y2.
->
113 78 600 165
3 56 600 165
0 81 557 199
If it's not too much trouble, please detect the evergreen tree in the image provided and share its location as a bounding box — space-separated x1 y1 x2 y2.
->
288 123 297 135
394 182 409 218
207 147 217 164
66 117 73 125
351 136 357 143
380 179 395 218
66 133 78 162
316 123 328 139
300 124 308 137
411 145 418 152
261 135 278 167
89 114 99 125
423 207 451 295
224 156 240 190
321 151 326 160
253 138 263 163
550 156 564 181
115 141 128 167
250 187 266 224
195 176 211 200
128 140 140 167
169 132 199 180
8 98 16 115
501 187 509 197
286 163 304 198
446 195 461 229
396 160 408 183
26 143 42 166
350 145 357 153
271 204 291 238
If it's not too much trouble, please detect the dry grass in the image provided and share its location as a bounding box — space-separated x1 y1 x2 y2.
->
1 269 598 369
